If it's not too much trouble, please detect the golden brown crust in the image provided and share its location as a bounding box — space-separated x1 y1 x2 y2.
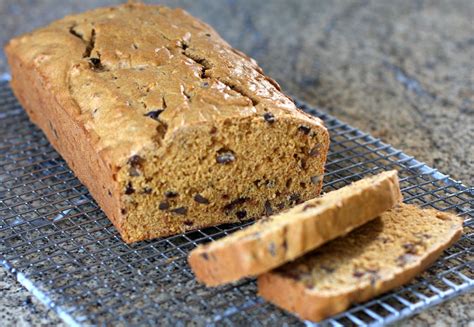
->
5 3 324 166
188 170 403 286
5 37 124 231
257 204 464 322
5 3 329 242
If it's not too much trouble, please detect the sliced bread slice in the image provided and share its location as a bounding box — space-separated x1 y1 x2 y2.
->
188 170 402 286
258 203 464 322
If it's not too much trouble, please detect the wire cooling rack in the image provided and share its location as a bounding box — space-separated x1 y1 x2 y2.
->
0 77 472 327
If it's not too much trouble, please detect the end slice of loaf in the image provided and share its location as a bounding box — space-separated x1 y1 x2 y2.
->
188 170 402 286
258 203 464 322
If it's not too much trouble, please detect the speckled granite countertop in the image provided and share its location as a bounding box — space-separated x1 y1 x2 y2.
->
0 0 472 326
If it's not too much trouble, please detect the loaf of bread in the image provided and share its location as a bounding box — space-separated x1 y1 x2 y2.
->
189 170 402 286
5 3 329 243
258 204 463 322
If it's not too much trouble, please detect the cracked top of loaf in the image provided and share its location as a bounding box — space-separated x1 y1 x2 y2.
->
7 3 323 167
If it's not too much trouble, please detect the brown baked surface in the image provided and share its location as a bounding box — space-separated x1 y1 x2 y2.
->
4 3 329 243
258 203 464 322
188 170 402 286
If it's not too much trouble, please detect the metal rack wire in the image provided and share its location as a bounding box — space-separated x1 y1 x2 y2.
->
0 78 472 326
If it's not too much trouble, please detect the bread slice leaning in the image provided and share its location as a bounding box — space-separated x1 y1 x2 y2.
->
188 170 402 286
258 203 464 322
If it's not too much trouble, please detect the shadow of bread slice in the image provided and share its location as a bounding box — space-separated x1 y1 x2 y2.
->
258 203 464 322
188 170 402 286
